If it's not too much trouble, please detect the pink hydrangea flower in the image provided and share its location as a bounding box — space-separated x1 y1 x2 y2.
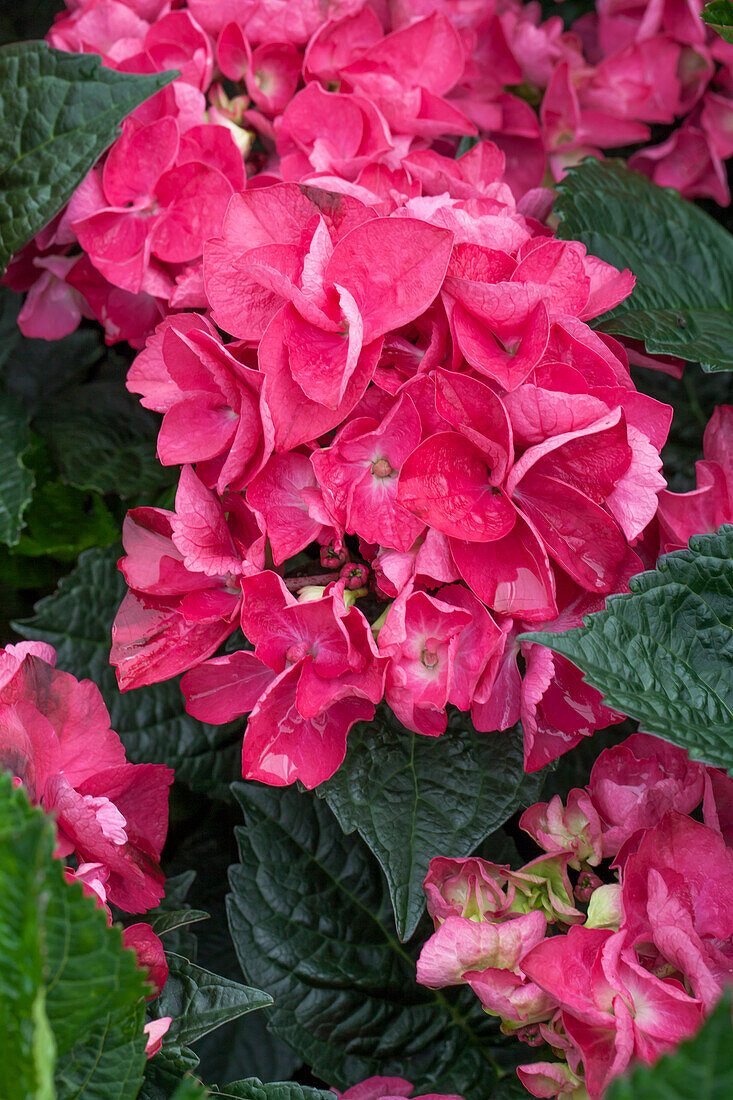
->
520 789 604 869
657 405 733 552
521 926 704 1098
181 570 387 787
335 1076 464 1100
0 643 172 912
586 733 706 858
621 812 733 1010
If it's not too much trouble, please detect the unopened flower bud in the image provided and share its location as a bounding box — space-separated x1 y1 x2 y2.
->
297 585 327 603
574 871 603 903
320 543 349 569
340 562 369 590
584 883 623 931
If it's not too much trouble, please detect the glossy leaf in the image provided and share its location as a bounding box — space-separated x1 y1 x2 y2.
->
0 42 176 269
702 1 733 42
0 773 149 1099
555 159 733 371
0 391 33 545
525 527 733 770
318 708 542 940
227 783 502 1098
154 953 272 1047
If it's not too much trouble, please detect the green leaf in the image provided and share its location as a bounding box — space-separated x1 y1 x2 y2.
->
13 545 243 796
523 527 733 771
35 377 174 499
141 1043 201 1100
149 910 211 937
14 479 118 561
605 991 732 1099
0 391 34 545
702 1 733 42
0 285 102 415
0 42 176 269
318 708 542 941
554 159 733 371
215 1081 333 1100
154 954 272 1048
169 1080 211 1100
0 773 149 1099
227 783 503 1099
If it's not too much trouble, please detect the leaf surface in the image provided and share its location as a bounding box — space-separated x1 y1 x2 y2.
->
554 159 733 371
0 42 175 268
0 774 149 1099
0 391 34 545
155 954 272 1047
702 1 733 42
227 783 503 1099
525 528 733 770
319 709 542 940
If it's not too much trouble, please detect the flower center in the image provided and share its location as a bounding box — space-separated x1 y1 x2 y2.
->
285 641 311 665
372 457 394 479
421 647 439 670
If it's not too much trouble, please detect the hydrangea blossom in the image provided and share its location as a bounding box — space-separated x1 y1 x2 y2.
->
9 0 730 792
417 731 733 1098
0 641 173 1053
5 0 732 346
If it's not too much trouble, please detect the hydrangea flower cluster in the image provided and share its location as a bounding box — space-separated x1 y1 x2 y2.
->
0 641 174 1052
416 732 733 1099
109 163 674 787
5 0 733 347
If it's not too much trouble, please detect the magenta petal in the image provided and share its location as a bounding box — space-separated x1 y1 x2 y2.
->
324 217 454 342
451 511 557 621
170 466 241 577
513 471 627 592
158 395 238 466
111 591 235 691
260 307 382 451
398 433 516 542
243 663 373 788
181 651 276 723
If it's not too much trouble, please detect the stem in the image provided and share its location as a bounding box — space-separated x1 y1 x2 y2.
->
283 573 335 591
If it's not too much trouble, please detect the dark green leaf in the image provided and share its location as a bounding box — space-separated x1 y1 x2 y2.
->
154 954 272 1047
169 1080 210 1100
0 42 176 268
318 708 542 940
13 479 118 560
702 1 733 42
214 1081 333 1100
13 546 243 795
605 991 732 1099
141 1044 202 1100
0 773 149 1099
194 1013 302 1090
35 378 174 499
150 911 210 937
0 285 101 415
227 783 502 1099
523 527 733 770
0 391 33 545
554 159 733 371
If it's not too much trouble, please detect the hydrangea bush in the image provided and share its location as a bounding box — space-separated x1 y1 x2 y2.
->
0 0 732 1097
